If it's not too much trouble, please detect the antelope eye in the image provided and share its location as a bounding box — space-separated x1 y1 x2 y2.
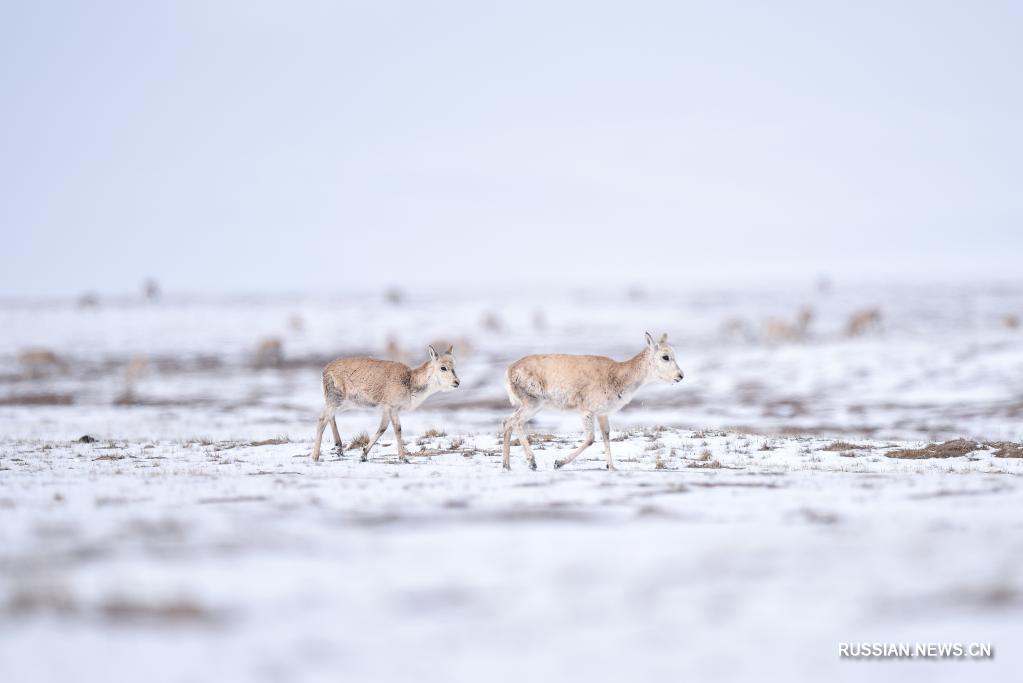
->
661 355 670 361
440 366 448 372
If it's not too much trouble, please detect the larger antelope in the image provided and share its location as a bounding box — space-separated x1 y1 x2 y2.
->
502 333 684 471
311 345 459 462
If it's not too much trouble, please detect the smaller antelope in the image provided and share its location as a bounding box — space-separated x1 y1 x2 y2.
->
253 337 284 368
846 308 881 337
18 349 68 378
502 333 684 471
312 345 459 462
762 307 814 343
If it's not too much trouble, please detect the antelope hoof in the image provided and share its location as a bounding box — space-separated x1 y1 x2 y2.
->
553 460 564 469
399 455 409 464
502 463 511 471
529 460 537 471
333 445 344 456
606 464 617 471
360 450 369 462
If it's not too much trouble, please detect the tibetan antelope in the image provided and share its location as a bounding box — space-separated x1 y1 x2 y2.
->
846 308 881 336
311 345 459 462
18 349 68 378
762 307 814 343
502 333 684 471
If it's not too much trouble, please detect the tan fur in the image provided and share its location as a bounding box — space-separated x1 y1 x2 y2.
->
311 346 459 462
501 333 684 471
253 337 284 367
18 349 67 377
763 307 813 343
846 308 881 337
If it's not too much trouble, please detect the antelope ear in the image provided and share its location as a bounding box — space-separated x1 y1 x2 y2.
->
645 332 655 348
659 333 668 344
427 345 438 361
444 345 454 355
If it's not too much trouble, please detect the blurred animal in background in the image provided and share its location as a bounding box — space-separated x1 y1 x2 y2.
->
1002 315 1019 330
77 292 99 309
846 308 882 336
721 318 755 343
142 278 161 302
288 314 305 333
386 336 473 365
384 335 408 364
532 309 548 332
384 287 405 305
312 345 460 462
626 285 647 302
480 312 504 333
18 348 68 378
253 337 284 368
762 307 814 343
502 332 684 471
430 337 473 358
116 355 148 403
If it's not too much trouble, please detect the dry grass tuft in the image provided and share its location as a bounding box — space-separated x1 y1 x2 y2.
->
423 428 446 438
349 432 370 449
823 441 862 451
697 448 713 461
686 459 722 469
886 439 980 459
448 436 465 450
989 442 1023 458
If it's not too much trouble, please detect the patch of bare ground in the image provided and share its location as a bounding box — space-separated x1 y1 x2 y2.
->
690 481 781 489
0 393 74 406
793 508 841 524
911 486 1012 500
6 588 224 625
885 439 981 459
92 453 127 461
100 597 225 625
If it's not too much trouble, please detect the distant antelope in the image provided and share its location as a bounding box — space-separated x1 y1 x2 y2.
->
846 308 881 337
312 345 459 462
502 333 684 471
253 337 284 368
18 349 67 378
762 307 814 343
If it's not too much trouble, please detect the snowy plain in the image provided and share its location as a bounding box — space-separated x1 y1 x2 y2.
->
1 281 1022 682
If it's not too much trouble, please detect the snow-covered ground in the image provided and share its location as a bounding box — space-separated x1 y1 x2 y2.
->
1 282 1022 681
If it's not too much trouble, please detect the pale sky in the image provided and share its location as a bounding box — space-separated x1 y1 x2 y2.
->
2 1 1021 296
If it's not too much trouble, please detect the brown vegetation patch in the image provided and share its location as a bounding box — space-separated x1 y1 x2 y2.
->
686 460 722 469
988 442 1023 458
348 432 370 449
823 441 870 451
886 439 981 459
101 598 224 625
